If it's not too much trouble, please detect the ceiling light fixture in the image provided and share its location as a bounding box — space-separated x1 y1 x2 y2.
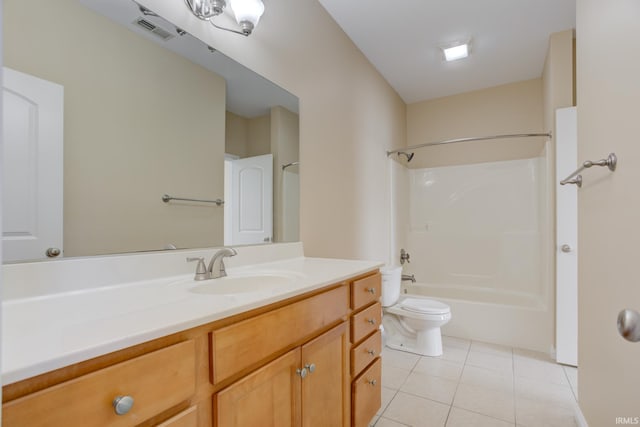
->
442 43 469 62
184 0 264 36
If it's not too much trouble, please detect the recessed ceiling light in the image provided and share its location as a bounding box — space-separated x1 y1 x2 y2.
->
443 43 469 62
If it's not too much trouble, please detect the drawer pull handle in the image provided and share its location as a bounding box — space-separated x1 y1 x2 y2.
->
113 395 134 415
305 363 316 374
366 318 376 325
366 349 376 356
366 287 376 294
296 367 308 378
367 379 377 386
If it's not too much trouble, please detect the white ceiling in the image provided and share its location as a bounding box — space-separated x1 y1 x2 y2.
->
318 0 575 104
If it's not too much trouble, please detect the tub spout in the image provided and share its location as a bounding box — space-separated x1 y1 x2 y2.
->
402 274 416 283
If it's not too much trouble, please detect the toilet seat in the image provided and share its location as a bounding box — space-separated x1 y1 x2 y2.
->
382 294 452 356
400 297 450 315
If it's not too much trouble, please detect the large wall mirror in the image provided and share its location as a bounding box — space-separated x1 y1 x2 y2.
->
2 0 299 262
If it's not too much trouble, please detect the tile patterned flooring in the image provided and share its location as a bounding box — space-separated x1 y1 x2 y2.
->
371 336 579 427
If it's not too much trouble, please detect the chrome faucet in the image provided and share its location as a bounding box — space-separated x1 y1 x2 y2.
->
187 247 237 280
207 247 238 279
401 274 416 283
400 248 411 265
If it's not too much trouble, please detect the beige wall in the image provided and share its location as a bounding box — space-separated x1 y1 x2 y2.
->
225 111 272 158
247 115 271 157
577 0 640 423
140 0 407 261
4 0 227 256
543 30 575 136
271 107 300 242
541 29 575 360
225 112 249 158
406 79 545 169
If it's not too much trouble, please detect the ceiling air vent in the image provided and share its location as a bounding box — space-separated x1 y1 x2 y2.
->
133 18 174 41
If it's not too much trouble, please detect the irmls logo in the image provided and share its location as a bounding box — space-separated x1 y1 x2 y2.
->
616 417 640 425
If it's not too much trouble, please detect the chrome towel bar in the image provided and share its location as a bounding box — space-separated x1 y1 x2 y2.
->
560 153 617 188
282 161 300 170
162 194 224 206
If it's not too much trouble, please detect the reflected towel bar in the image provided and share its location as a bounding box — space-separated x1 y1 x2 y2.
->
162 194 224 206
282 161 300 170
560 153 617 188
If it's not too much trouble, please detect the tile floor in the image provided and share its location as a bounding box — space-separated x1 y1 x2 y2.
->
371 336 579 427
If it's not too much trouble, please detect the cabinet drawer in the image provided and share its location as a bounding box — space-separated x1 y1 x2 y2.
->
156 405 198 427
351 329 381 376
350 302 381 344
350 273 381 310
352 357 381 427
211 285 348 384
3 340 196 427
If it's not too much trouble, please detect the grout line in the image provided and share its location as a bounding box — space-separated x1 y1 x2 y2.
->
444 341 472 426
378 386 400 416
454 407 519 425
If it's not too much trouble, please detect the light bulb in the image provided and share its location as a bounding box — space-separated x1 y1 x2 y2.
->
229 0 265 30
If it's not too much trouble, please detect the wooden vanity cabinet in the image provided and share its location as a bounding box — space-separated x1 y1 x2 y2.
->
214 347 302 427
2 340 197 427
214 322 349 427
157 406 200 427
2 272 377 427
348 272 383 427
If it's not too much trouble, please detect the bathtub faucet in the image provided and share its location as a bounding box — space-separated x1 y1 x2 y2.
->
401 274 416 283
400 248 411 265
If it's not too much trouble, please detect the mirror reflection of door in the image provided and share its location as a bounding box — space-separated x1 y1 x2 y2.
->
2 67 64 262
224 154 273 245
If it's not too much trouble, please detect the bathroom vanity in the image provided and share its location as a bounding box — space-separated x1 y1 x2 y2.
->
1 244 382 427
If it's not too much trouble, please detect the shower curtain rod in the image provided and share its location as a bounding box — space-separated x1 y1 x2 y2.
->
386 132 552 157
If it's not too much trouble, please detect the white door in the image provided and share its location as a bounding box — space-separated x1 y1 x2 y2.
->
225 154 273 245
555 107 578 366
2 67 64 262
577 0 640 423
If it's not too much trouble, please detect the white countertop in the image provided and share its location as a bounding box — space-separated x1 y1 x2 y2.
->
2 255 381 385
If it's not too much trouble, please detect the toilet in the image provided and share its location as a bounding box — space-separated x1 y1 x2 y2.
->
381 266 451 356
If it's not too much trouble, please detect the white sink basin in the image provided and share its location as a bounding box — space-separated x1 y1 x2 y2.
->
188 272 302 295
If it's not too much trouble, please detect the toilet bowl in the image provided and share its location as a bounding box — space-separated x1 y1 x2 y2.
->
381 267 451 356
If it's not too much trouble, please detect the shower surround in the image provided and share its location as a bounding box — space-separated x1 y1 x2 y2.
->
389 157 553 352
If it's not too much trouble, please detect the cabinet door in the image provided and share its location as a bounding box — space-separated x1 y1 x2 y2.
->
214 348 302 427
300 322 349 427
156 405 198 427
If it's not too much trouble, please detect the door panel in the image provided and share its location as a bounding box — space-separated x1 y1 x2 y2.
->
226 154 273 245
214 348 301 427
300 322 349 427
555 107 578 366
2 67 63 262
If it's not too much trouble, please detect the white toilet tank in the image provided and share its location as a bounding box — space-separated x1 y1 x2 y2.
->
380 266 402 307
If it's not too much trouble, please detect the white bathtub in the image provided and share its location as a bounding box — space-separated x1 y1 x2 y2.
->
403 282 554 353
